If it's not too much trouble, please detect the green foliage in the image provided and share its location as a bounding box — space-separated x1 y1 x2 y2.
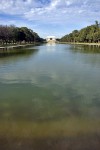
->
60 21 100 43
0 25 43 45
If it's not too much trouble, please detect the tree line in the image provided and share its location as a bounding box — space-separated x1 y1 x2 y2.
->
0 25 43 45
60 21 100 43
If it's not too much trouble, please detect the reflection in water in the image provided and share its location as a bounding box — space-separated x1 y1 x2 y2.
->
0 47 38 58
46 43 56 52
68 45 100 68
69 44 100 53
46 43 56 46
0 48 38 65
0 44 100 149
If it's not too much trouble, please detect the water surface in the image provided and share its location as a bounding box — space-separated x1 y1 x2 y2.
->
0 44 100 150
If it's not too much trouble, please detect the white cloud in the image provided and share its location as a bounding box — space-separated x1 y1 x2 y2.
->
49 0 60 9
22 0 100 24
0 0 100 21
0 0 100 37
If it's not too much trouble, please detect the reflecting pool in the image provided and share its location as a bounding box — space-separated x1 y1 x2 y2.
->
0 44 100 150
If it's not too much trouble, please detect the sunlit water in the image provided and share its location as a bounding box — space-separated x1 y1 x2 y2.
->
0 44 100 150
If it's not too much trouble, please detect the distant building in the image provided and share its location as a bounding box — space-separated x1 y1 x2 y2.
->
46 36 56 43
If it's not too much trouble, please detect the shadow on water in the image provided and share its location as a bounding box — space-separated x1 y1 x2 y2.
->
0 48 39 67
69 45 100 54
0 47 39 58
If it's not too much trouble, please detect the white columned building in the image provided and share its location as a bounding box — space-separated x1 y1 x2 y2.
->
46 36 56 43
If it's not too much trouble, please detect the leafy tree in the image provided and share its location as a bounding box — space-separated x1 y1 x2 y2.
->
60 21 100 43
0 25 43 45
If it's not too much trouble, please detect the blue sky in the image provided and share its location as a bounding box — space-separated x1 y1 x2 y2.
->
0 0 100 38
